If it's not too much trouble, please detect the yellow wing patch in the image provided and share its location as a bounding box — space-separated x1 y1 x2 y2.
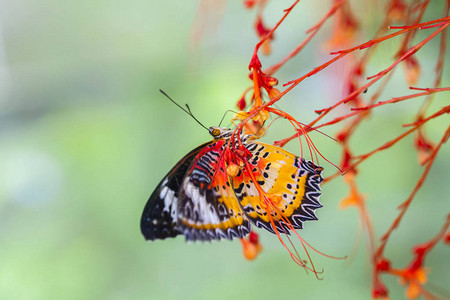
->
231 141 323 234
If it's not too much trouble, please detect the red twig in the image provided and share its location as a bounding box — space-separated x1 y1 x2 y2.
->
351 87 450 111
251 0 300 59
264 0 345 75
325 106 450 182
375 125 450 259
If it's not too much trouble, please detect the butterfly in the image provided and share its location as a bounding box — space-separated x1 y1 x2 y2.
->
140 126 323 242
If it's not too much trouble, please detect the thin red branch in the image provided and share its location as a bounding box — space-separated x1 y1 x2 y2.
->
416 2 449 120
352 87 450 111
324 106 450 182
264 0 344 75
375 125 450 259
252 0 300 59
304 19 448 126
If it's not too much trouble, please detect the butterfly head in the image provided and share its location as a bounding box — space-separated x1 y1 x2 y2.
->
208 126 232 139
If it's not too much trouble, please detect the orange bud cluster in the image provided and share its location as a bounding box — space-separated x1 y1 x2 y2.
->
255 16 273 55
240 231 263 260
403 56 421 85
325 1 359 49
387 0 408 22
373 215 450 299
414 129 434 165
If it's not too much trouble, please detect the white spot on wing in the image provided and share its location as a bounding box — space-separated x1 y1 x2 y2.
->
160 185 168 199
183 178 222 225
163 189 175 212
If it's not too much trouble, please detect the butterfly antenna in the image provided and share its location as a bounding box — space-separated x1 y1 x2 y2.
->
159 89 208 131
184 104 209 130
218 110 249 127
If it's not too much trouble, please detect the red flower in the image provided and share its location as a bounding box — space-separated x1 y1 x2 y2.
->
240 231 263 260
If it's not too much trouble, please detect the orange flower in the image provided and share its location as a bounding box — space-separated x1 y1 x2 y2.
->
340 173 365 209
325 1 359 49
240 231 263 260
414 128 434 165
395 267 428 299
255 16 273 55
403 55 421 86
445 232 450 246
233 109 269 136
387 0 407 22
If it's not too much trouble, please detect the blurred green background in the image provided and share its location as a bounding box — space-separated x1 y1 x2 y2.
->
0 1 448 299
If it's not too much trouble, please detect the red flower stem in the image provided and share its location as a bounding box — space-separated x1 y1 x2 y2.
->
356 106 448 162
416 2 449 121
366 23 448 80
375 126 450 259
241 11 447 182
278 72 394 148
416 213 450 254
394 0 430 56
313 11 400 149
252 68 263 107
252 0 300 58
324 106 450 182
341 72 396 138
351 87 450 111
243 18 448 142
329 17 449 55
255 0 268 16
264 0 344 76
312 20 448 123
290 19 449 130
275 76 445 149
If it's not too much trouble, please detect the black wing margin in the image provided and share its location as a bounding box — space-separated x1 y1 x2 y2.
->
140 142 212 240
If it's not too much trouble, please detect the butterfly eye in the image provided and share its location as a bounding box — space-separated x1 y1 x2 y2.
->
212 128 221 137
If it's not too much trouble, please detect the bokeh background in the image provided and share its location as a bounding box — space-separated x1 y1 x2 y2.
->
0 1 448 299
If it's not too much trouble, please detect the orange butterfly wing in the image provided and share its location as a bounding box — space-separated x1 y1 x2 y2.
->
231 141 323 234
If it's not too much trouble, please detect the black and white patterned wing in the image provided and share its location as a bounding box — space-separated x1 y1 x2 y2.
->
176 139 251 241
140 142 212 240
